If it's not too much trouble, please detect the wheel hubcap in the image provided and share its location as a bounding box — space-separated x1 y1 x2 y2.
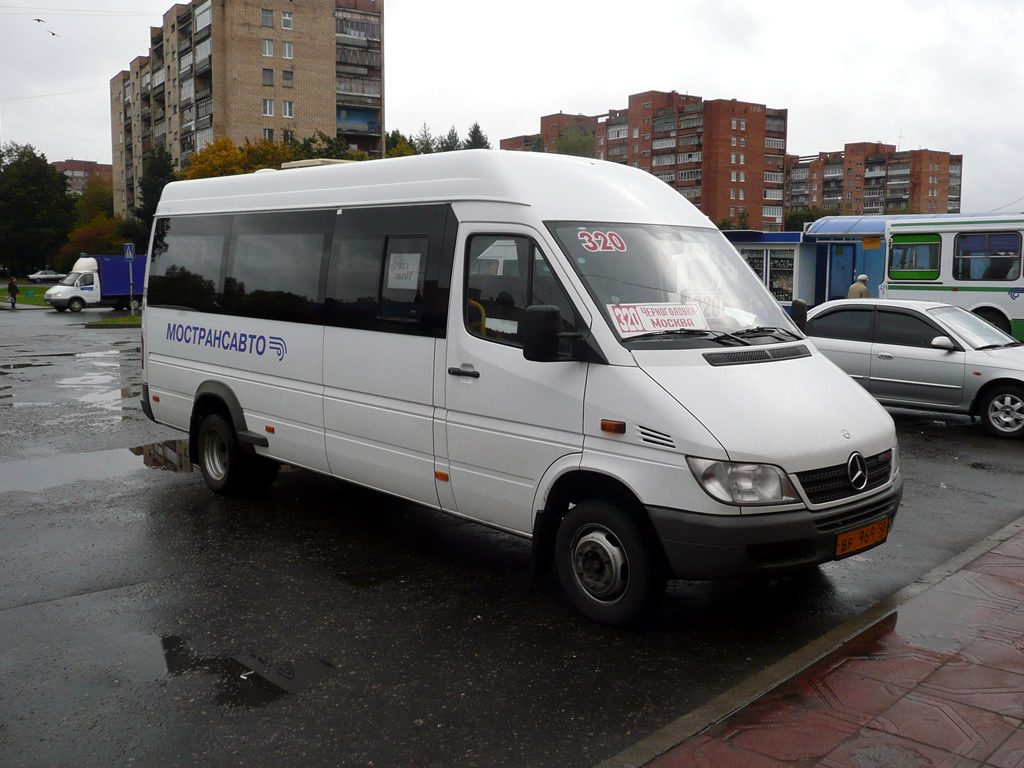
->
572 526 628 602
203 431 228 480
989 393 1024 433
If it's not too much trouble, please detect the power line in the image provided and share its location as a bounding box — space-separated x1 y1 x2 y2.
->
2 121 109 144
0 5 158 16
0 84 107 103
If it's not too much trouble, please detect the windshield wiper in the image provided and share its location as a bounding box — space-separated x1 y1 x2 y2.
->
732 326 802 340
976 341 1022 350
627 328 751 345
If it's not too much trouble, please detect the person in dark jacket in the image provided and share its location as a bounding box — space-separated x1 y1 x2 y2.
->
6 276 18 308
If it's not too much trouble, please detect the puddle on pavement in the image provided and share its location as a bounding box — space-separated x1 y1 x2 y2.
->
0 362 53 370
0 440 193 493
162 635 334 709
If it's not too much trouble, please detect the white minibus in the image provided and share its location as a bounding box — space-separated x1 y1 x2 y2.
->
140 150 903 625
881 213 1024 340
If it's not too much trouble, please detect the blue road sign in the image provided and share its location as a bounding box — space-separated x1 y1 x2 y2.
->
124 242 135 262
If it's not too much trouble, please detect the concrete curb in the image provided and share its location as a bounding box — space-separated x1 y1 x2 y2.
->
593 513 1024 768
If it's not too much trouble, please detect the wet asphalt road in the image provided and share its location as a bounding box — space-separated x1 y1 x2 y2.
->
1 306 1023 768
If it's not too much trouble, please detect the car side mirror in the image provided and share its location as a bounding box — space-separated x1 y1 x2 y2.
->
523 305 561 362
931 335 955 351
790 298 807 332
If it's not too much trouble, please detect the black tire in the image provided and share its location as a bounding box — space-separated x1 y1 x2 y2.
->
555 500 665 626
197 413 249 494
981 385 1024 439
68 297 85 313
55 306 67 313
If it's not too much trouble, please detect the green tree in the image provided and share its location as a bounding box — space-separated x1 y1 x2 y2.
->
385 137 416 158
436 126 462 153
121 145 177 251
0 142 75 275
716 218 735 230
75 174 114 226
553 125 595 158
385 129 414 155
528 135 546 152
464 122 491 150
413 123 436 154
289 130 350 161
784 208 828 231
736 209 750 229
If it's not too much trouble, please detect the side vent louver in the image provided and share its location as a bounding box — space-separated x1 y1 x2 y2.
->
638 425 675 449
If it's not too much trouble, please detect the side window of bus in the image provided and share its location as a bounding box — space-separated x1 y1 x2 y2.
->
325 204 454 336
148 215 230 312
889 236 940 280
465 235 577 352
953 232 1022 281
225 210 333 323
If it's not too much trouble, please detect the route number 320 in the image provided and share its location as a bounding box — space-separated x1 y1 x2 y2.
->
578 231 627 252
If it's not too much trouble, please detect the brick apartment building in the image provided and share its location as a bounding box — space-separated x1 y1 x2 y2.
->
785 142 962 215
502 90 790 231
502 92 963 230
110 0 383 218
52 160 113 195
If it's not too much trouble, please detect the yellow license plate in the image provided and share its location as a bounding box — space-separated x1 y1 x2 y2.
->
835 518 889 557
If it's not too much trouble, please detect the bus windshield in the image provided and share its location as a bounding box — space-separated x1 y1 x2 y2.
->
548 221 798 341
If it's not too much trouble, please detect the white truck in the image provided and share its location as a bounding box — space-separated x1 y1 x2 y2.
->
44 254 145 313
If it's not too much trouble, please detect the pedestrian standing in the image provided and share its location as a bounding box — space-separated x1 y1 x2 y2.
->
6 276 17 309
847 274 869 299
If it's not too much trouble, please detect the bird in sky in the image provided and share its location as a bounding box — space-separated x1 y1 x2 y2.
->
33 17 45 22
49 30 59 36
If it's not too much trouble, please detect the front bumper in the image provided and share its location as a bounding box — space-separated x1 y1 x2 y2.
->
649 475 904 579
44 296 69 308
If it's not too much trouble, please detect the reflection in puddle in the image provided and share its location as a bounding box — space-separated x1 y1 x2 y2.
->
0 440 193 493
161 635 334 709
0 362 53 370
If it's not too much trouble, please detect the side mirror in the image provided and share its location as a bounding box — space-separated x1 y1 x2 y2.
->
931 335 956 351
790 298 808 332
523 305 561 362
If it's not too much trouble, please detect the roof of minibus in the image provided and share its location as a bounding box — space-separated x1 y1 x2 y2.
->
156 149 716 227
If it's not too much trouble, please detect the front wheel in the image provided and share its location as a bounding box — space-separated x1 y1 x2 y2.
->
197 413 248 494
555 500 665 626
982 386 1024 438
68 297 85 313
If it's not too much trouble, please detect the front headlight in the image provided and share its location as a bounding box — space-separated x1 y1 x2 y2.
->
687 457 800 506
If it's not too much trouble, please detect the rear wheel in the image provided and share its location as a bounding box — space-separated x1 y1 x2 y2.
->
197 414 248 494
555 500 665 626
981 385 1024 438
68 297 85 313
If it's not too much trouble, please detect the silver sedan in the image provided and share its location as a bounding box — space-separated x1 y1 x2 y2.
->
805 299 1024 438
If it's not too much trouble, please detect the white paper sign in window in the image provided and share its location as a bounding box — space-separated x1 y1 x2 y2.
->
387 252 421 290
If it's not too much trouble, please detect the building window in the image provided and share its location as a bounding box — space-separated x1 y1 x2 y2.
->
731 136 737 147
730 170 737 181
740 137 746 147
261 8 273 26
283 129 295 142
739 154 745 165
633 127 639 138
262 98 274 116
262 68 274 86
282 70 294 88
740 120 746 130
283 100 294 119
262 39 273 57
281 11 293 29
263 128 274 141
731 119 737 129
730 152 737 164
282 41 294 59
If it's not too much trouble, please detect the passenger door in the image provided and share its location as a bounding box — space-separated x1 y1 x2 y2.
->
805 306 874 389
869 309 966 407
442 228 588 533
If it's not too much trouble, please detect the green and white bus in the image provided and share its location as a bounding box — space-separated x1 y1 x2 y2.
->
880 214 1024 340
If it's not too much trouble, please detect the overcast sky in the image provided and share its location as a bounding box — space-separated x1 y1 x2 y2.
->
1 0 1021 214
